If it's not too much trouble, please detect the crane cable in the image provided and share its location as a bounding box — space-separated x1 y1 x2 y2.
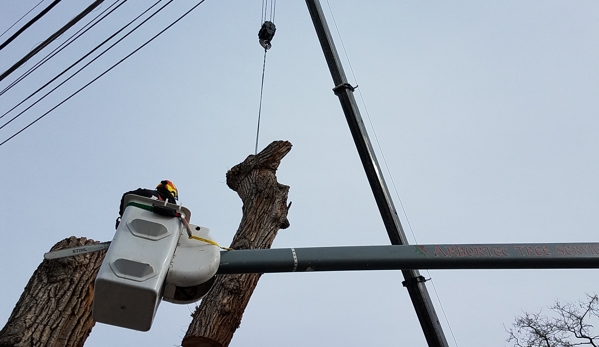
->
254 0 276 154
254 49 268 155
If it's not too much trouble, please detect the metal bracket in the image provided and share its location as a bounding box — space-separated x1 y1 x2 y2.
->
402 275 427 288
332 82 357 95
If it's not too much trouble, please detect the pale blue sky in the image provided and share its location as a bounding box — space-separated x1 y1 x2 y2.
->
1 1 599 346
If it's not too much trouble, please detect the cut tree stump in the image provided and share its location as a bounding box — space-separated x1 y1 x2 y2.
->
0 237 106 347
182 140 292 347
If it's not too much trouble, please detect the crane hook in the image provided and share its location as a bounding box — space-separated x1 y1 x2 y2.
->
258 21 276 50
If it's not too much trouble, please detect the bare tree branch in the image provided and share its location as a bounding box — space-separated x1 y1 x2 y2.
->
507 294 599 347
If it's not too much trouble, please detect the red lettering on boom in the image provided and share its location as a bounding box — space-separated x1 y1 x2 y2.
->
555 244 599 256
514 246 525 256
525 246 536 256
565 246 573 255
447 246 458 257
434 246 447 257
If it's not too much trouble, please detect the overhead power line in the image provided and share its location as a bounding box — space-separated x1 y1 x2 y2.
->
0 0 128 101
0 0 61 51
0 0 105 82
0 0 208 148
0 0 46 39
0 0 165 128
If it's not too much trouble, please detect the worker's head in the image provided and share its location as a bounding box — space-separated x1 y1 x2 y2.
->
157 180 178 200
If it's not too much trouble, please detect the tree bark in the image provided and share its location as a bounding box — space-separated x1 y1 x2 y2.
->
0 237 106 347
182 140 292 347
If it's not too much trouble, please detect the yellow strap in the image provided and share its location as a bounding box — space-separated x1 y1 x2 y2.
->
189 235 232 251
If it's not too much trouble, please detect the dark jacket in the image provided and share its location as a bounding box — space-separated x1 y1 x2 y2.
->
118 187 176 217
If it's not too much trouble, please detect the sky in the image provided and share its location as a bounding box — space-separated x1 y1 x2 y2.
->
1 1 599 346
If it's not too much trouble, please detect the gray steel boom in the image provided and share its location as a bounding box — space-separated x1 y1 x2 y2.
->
217 242 599 274
305 1 448 345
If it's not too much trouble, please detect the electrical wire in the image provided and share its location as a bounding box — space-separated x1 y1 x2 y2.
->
324 1 460 346
0 0 105 82
0 0 46 39
0 0 61 51
0 0 208 147
0 0 168 130
0 0 160 124
0 0 127 98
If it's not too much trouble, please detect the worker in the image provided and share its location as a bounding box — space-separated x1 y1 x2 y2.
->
115 180 179 228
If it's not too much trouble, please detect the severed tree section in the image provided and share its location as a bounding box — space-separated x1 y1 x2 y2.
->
0 237 105 347
183 140 292 347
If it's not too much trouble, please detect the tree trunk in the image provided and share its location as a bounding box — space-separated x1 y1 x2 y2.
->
182 140 292 347
0 237 106 347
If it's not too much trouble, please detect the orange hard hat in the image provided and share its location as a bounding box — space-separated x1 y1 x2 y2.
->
157 180 178 200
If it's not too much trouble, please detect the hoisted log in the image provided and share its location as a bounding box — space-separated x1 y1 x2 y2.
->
0 237 106 347
182 140 292 347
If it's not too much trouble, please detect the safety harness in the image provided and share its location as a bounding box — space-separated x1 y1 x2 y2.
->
126 202 231 250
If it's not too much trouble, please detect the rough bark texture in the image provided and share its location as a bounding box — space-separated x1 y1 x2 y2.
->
0 237 106 347
182 140 292 347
